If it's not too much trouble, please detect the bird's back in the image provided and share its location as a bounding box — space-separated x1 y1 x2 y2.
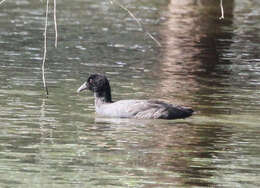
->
96 100 193 119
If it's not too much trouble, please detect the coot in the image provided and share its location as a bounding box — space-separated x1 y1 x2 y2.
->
77 74 193 119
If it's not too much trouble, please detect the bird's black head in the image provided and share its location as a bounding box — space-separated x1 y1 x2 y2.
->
86 74 110 93
77 74 112 102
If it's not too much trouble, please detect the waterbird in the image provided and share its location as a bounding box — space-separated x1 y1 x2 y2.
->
77 74 193 119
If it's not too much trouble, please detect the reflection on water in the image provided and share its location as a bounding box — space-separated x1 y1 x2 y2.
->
157 0 235 105
0 0 260 187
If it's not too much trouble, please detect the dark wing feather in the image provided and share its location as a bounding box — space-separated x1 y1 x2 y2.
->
132 100 193 119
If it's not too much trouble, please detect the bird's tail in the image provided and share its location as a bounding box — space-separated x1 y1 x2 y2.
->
185 108 194 114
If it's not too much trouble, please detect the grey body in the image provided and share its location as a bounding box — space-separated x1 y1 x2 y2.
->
95 97 192 119
77 74 193 120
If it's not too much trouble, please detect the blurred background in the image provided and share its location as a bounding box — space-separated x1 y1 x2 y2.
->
0 0 260 187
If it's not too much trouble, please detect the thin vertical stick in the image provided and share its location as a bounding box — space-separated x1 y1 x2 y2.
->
42 0 49 96
219 0 224 20
0 0 7 5
54 0 58 48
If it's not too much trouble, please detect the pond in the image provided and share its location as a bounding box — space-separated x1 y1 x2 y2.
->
0 0 260 187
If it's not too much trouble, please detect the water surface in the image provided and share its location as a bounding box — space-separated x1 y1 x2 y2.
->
0 0 260 187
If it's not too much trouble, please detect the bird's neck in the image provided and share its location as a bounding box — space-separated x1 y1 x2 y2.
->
94 89 112 106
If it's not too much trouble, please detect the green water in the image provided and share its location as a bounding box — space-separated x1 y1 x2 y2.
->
0 0 260 187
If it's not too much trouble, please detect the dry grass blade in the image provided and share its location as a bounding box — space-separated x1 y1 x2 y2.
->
0 0 7 5
110 0 161 47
